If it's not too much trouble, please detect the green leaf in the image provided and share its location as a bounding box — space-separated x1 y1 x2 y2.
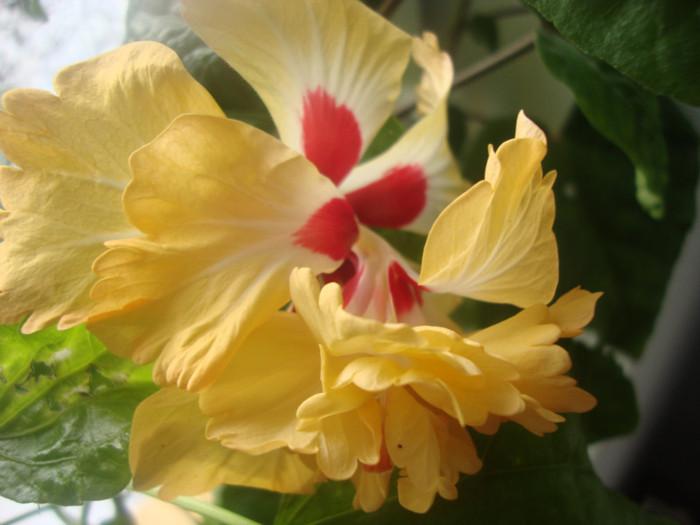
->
550 103 698 357
125 0 274 132
469 15 499 52
219 485 282 525
567 341 638 443
0 324 157 505
274 420 667 524
537 28 668 218
522 0 700 107
360 116 405 163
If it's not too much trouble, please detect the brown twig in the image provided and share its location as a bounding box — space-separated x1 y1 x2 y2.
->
378 0 403 18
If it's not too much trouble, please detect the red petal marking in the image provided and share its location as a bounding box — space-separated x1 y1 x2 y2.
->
293 198 359 261
302 87 362 186
345 165 427 229
388 261 425 317
321 253 363 306
362 432 393 473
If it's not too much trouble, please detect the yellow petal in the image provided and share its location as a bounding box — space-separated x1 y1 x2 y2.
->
182 0 412 182
385 387 440 492
89 116 357 392
352 469 392 512
316 401 383 480
200 312 320 454
419 112 558 307
413 32 454 115
547 287 603 337
0 42 223 332
130 388 319 499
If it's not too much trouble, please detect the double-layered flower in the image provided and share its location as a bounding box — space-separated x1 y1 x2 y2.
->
130 265 598 513
128 115 599 513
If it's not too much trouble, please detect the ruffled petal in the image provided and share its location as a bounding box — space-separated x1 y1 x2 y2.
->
89 116 358 392
130 388 320 500
419 112 558 307
182 0 412 185
340 33 466 232
0 42 223 332
199 312 320 454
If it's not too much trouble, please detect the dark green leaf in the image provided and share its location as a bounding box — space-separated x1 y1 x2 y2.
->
568 341 638 443
469 15 499 52
274 420 668 524
550 103 698 357
523 0 700 106
537 29 668 218
125 0 274 132
219 485 282 525
0 324 157 504
360 117 405 163
447 105 468 159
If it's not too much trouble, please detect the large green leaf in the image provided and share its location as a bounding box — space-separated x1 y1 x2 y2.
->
522 0 700 107
551 103 698 357
273 419 667 524
537 29 669 218
0 324 157 504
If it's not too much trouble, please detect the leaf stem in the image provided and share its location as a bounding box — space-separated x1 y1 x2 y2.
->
378 0 403 18
452 32 536 89
141 489 262 525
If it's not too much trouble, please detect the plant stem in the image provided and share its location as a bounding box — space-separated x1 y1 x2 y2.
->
394 33 536 118
141 489 262 525
378 0 403 18
50 506 77 525
3 506 52 525
452 32 536 89
483 6 530 19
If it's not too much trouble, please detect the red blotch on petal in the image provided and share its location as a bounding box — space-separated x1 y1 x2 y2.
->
345 165 427 229
293 198 359 261
388 261 425 317
302 87 362 186
321 253 364 306
362 432 393 473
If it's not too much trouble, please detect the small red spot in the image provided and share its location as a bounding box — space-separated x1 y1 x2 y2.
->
388 261 425 317
321 253 364 306
345 165 427 229
362 433 394 473
293 198 359 261
302 87 362 186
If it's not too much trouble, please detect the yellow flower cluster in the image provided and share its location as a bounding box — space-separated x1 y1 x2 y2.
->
0 0 599 514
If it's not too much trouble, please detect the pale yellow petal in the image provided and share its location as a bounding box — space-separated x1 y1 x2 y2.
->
419 114 558 307
413 32 454 115
338 33 465 233
316 402 383 480
351 469 392 512
547 287 603 337
130 388 319 499
89 116 356 392
182 0 411 168
0 42 222 332
200 312 320 454
386 387 440 492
